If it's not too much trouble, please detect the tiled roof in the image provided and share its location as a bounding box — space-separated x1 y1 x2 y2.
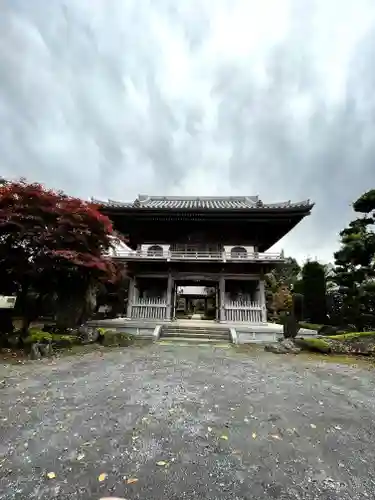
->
91 198 134 208
92 195 313 210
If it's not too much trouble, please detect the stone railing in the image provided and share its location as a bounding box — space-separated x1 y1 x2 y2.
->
111 248 283 263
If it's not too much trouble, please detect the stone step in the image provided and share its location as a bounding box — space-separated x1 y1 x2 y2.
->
161 324 231 342
162 328 230 335
162 331 231 340
162 327 230 334
165 323 225 329
158 337 230 343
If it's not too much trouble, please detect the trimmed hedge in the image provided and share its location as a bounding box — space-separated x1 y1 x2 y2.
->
326 331 375 342
295 337 331 353
296 332 375 356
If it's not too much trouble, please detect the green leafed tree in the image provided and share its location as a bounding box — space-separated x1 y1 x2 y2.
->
265 257 300 320
299 260 327 324
333 190 375 330
270 257 301 289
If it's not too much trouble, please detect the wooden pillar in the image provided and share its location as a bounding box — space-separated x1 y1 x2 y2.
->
219 275 225 322
166 271 173 320
126 278 135 318
215 285 219 321
133 277 139 301
259 279 267 322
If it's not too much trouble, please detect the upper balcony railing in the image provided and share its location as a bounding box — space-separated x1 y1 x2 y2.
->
109 248 284 263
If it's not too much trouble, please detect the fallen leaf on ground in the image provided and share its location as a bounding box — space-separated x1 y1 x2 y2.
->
220 435 228 440
98 473 107 482
270 434 282 440
244 417 249 423
310 424 317 429
47 472 56 479
252 432 257 439
207 426 212 432
156 460 168 466
77 453 85 461
126 477 139 484
334 425 342 430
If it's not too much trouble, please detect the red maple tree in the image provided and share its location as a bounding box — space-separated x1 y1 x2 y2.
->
0 179 124 330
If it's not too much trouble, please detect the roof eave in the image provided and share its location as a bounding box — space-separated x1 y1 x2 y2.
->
98 204 315 214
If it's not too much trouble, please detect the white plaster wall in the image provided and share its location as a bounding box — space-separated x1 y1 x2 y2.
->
140 244 170 255
139 244 256 254
224 245 255 253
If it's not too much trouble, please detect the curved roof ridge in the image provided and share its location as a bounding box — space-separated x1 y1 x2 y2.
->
93 196 314 210
263 199 312 208
136 194 259 201
91 198 133 207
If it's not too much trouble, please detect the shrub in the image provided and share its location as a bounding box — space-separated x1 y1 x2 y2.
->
292 293 304 321
24 329 53 344
24 328 79 348
282 313 301 339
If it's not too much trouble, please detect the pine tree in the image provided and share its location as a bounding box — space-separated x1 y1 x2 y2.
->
333 190 375 330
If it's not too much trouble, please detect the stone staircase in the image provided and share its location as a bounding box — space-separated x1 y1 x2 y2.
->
160 324 232 343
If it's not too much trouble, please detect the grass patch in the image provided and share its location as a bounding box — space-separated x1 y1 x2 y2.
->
326 331 375 342
295 337 331 353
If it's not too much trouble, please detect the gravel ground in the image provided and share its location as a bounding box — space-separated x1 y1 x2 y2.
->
1 343 375 499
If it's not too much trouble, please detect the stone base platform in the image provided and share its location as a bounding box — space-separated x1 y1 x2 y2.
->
86 317 318 344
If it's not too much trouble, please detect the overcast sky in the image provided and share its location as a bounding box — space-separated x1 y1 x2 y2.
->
1 0 375 263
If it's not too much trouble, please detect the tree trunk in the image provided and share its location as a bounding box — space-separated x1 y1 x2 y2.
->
0 309 14 337
55 282 97 329
55 293 84 329
17 281 30 337
79 284 98 324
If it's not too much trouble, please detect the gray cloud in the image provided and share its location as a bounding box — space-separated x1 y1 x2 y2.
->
1 0 375 262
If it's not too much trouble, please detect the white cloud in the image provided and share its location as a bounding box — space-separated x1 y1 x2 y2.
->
1 0 375 263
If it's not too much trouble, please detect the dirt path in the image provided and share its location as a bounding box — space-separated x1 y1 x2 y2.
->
1 344 375 499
